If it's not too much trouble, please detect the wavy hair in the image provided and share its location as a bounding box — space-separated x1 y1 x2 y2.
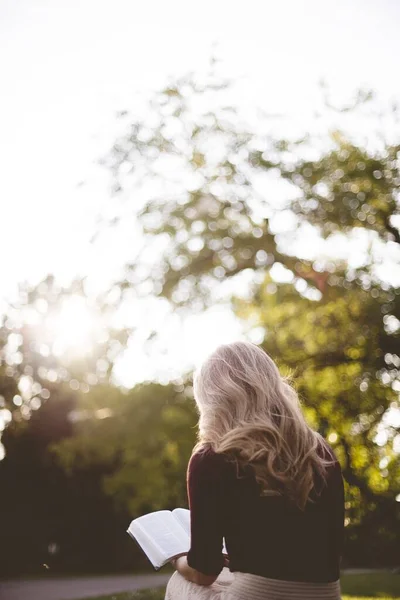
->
192 340 336 510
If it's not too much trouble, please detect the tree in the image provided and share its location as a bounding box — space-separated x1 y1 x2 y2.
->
0 278 132 575
0 382 140 576
95 67 400 563
0 275 128 439
53 380 198 516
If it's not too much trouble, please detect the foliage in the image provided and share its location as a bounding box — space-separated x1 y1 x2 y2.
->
0 275 128 420
97 68 400 562
341 572 400 597
0 381 138 577
0 278 132 576
52 381 198 515
1 67 400 575
94 68 400 562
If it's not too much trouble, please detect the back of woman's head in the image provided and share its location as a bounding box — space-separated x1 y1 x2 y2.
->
192 340 335 510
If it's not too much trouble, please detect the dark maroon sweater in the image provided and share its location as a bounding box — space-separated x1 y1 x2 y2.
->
186 442 344 583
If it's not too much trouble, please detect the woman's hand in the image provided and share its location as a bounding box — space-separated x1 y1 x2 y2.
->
170 555 218 586
170 555 186 571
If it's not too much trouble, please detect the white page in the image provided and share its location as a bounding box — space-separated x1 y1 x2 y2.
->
172 508 190 536
172 508 228 557
127 519 165 569
127 510 190 569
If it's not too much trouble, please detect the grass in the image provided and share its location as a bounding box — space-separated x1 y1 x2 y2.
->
341 573 400 598
76 572 400 600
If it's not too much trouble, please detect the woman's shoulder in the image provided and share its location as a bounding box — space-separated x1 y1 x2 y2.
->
187 444 233 479
189 443 230 467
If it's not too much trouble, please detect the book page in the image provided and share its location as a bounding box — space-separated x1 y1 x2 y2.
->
127 520 165 569
127 510 190 569
172 508 190 536
172 508 228 557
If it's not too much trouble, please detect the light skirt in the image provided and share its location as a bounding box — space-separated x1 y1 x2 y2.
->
164 567 342 600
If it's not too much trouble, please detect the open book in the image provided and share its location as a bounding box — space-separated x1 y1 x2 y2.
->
127 508 227 570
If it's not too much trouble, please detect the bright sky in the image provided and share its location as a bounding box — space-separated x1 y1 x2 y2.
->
1 0 400 387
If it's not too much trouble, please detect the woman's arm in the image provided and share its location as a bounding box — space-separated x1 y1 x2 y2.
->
177 449 227 584
171 555 218 586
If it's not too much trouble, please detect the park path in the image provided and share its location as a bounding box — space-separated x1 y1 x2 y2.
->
0 573 170 600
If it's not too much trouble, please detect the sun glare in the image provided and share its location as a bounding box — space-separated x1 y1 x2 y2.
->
46 295 100 357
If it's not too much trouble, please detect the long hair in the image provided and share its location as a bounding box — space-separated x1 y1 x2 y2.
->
192 340 336 510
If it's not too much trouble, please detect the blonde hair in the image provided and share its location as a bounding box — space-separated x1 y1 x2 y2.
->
192 340 335 510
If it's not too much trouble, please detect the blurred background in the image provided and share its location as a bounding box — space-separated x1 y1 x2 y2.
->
0 0 399 579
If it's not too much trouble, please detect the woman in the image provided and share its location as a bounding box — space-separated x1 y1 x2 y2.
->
165 340 344 600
